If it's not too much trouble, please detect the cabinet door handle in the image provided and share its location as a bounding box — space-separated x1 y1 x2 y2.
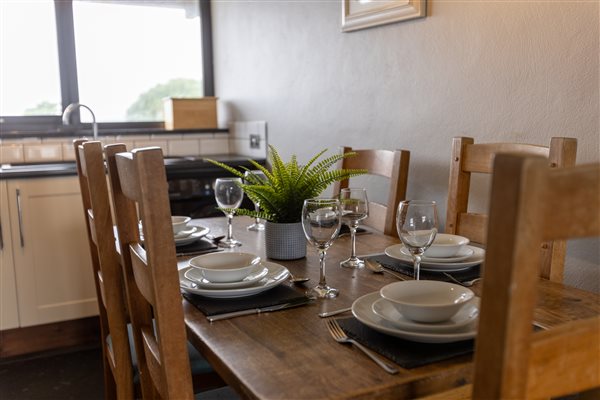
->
16 188 24 247
0 219 3 250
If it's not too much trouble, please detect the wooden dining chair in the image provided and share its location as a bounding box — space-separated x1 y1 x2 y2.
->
445 136 577 281
332 146 410 237
104 145 235 399
423 153 600 400
73 139 134 400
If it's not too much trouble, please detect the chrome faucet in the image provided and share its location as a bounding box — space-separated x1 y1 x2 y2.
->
62 103 98 140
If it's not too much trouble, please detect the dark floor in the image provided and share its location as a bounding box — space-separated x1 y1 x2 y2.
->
0 345 104 400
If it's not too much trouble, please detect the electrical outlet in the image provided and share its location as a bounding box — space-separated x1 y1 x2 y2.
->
250 134 260 149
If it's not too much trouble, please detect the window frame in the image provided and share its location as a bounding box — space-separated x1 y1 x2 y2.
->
0 0 214 134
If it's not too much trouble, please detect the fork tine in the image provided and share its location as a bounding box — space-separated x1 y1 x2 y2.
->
325 318 343 341
325 319 335 338
324 318 399 374
330 319 345 338
326 319 339 338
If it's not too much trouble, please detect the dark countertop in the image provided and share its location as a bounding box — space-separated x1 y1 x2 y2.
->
0 127 229 140
0 163 79 179
0 154 266 180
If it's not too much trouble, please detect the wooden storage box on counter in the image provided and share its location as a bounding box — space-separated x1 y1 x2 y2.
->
163 97 217 130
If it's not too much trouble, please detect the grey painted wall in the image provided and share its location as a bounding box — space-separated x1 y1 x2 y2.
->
212 1 600 291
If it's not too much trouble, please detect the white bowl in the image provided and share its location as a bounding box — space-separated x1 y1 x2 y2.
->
172 216 191 235
188 252 261 283
424 233 470 258
379 280 474 323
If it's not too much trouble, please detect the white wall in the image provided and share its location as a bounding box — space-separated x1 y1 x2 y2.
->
212 1 600 291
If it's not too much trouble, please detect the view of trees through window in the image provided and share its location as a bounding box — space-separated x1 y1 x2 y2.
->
1 0 206 126
126 78 203 121
0 1 62 118
22 78 203 122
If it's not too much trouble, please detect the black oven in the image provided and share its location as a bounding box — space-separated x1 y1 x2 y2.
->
164 155 265 219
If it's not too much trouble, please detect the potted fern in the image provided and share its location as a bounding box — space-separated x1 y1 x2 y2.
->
206 145 366 260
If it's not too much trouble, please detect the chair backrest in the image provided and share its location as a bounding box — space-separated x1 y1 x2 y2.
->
473 153 600 399
105 145 194 400
73 139 134 399
445 136 577 281
332 146 410 237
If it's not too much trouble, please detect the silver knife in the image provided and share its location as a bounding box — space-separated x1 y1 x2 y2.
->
176 247 223 257
318 307 352 318
207 298 312 322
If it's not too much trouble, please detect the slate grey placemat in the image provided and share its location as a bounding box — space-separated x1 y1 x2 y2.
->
182 284 310 316
336 317 474 369
366 254 481 282
175 239 220 256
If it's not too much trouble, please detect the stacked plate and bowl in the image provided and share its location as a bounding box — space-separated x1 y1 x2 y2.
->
179 252 290 299
384 233 484 273
139 216 209 246
171 216 210 246
352 280 480 343
354 234 483 343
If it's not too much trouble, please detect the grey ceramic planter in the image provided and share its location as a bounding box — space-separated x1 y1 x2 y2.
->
265 221 307 260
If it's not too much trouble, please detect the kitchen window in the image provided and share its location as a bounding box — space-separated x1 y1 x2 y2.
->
0 0 214 133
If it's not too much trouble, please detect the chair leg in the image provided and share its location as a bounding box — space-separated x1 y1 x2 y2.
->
101 348 117 400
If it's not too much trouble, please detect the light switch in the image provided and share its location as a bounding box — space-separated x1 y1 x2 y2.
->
250 134 260 149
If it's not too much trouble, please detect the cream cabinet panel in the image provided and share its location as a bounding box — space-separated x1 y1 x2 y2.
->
1 180 20 330
7 176 98 327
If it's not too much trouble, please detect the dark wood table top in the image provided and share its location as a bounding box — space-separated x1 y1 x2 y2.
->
179 217 600 399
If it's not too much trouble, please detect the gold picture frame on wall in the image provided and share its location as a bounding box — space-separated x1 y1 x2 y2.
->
342 0 426 32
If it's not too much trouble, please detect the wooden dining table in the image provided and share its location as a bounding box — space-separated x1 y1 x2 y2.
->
179 217 600 399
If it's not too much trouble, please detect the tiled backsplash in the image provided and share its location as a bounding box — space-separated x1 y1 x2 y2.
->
0 121 268 164
230 121 268 159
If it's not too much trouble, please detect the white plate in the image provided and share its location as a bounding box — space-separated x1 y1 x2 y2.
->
400 245 474 263
371 297 480 333
174 226 210 246
385 244 484 272
184 264 269 289
352 292 478 343
174 226 198 239
180 261 289 298
139 225 210 246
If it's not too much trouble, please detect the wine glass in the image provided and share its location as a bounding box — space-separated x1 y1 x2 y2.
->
244 170 267 231
396 200 438 280
302 198 342 299
214 177 244 248
339 188 369 269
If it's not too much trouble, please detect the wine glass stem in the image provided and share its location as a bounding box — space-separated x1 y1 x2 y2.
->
413 253 422 280
226 214 234 240
349 224 358 259
318 249 327 287
254 202 260 224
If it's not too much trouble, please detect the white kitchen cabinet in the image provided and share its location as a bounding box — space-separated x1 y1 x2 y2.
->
1 180 20 330
4 176 98 327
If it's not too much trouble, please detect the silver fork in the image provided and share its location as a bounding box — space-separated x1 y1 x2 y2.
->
443 273 482 287
325 319 398 374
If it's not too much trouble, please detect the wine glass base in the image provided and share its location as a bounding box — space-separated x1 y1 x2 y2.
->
218 238 242 248
247 223 265 231
307 284 339 299
340 257 365 269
